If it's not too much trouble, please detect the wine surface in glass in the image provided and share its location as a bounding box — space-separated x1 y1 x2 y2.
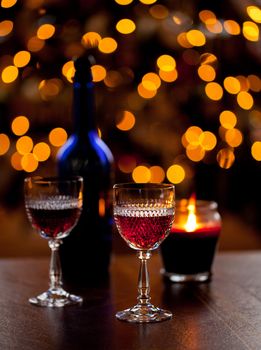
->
26 195 81 239
114 207 174 250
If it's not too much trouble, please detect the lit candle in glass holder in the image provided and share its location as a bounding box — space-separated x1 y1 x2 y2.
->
160 194 222 282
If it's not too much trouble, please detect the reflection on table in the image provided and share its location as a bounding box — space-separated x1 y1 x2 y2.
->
0 252 260 349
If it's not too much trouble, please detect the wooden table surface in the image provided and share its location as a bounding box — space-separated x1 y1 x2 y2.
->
0 252 260 350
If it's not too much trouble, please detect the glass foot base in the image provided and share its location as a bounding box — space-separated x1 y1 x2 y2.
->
161 269 211 283
29 288 83 307
116 303 172 323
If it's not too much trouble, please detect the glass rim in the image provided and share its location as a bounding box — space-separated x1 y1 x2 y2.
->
24 176 83 185
113 182 174 190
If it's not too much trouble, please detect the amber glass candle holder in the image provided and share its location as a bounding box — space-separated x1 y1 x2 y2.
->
160 199 221 283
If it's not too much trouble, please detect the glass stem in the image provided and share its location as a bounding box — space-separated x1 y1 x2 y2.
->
137 250 151 306
48 239 62 291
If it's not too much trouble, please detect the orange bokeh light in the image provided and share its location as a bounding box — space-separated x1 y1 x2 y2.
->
205 82 223 101
116 111 136 131
49 128 68 147
11 116 30 136
197 65 216 82
0 133 10 155
37 24 55 40
91 65 106 82
166 164 185 184
98 37 117 54
132 165 151 183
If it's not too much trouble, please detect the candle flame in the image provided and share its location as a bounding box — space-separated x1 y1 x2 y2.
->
184 193 197 232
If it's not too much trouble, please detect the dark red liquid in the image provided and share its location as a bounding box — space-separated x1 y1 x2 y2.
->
114 208 174 250
160 226 221 274
27 200 81 239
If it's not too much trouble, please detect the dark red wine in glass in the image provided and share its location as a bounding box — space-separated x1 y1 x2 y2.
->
26 196 81 239
24 176 83 308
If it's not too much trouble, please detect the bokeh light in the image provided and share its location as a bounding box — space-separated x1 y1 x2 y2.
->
186 30 206 47
225 128 243 147
199 10 216 23
205 82 223 101
186 145 205 162
166 164 185 184
184 126 203 145
177 32 193 48
37 24 55 40
114 0 133 4
62 60 75 83
98 37 117 54
199 131 217 150
13 51 31 68
251 141 261 161
248 75 261 92
200 53 217 66
81 32 101 48
137 83 157 99
118 155 137 173
237 91 254 110
149 166 165 183
33 142 51 161
223 76 241 94
1 65 18 83
223 20 241 35
16 136 33 155
10 152 23 170
236 75 250 91
205 18 223 34
132 165 151 183
116 19 136 34
27 36 45 52
49 128 68 147
0 133 10 155
142 73 161 90
157 55 176 72
217 148 235 169
139 0 157 4
91 65 106 82
116 110 136 131
159 69 178 83
149 5 169 19
114 0 133 5
1 0 17 8
197 65 216 82
246 6 261 24
21 153 38 172
242 21 259 41
0 20 13 37
219 110 237 129
11 116 30 136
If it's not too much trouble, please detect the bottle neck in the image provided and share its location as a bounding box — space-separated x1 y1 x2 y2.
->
73 81 97 134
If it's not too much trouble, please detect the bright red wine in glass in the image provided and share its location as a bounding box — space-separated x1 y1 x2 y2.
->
114 207 174 250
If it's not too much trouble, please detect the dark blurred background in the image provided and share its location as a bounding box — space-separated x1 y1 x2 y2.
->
0 0 260 256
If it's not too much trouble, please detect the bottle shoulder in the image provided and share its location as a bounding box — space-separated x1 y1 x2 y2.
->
57 132 114 166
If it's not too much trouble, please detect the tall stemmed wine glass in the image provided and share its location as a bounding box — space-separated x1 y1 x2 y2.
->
24 176 83 307
113 183 175 323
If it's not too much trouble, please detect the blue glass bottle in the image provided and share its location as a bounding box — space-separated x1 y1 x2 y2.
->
57 55 114 285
